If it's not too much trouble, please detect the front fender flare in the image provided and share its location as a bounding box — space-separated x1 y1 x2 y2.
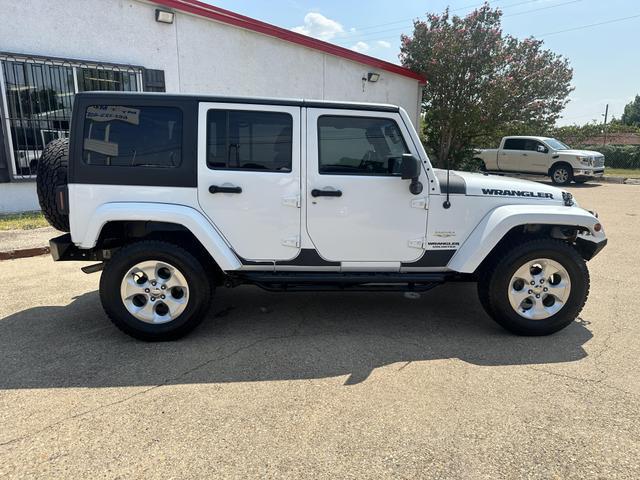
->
448 204 604 273
74 202 242 271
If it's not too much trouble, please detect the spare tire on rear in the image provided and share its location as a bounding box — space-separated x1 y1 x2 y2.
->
36 138 70 232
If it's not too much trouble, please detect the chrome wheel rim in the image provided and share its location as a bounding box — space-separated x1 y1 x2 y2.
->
120 260 189 324
553 168 568 183
508 258 571 320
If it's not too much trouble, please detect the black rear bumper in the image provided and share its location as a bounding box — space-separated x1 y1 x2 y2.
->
50 233 106 261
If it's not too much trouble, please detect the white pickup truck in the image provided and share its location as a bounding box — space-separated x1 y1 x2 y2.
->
475 136 605 185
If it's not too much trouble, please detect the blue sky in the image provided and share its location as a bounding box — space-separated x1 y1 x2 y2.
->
206 0 638 126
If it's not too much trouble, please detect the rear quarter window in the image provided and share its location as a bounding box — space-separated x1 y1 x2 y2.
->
82 105 182 167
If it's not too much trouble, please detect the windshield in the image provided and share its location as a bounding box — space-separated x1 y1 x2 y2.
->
544 138 570 150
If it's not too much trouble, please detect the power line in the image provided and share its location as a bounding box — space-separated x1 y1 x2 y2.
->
536 12 640 37
343 0 509 33
334 0 579 45
503 0 582 18
337 2 640 47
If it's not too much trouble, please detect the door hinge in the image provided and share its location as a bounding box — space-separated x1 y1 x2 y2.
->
282 194 301 208
411 197 428 209
408 237 427 249
281 235 301 248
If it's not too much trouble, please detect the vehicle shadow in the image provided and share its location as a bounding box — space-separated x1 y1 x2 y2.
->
0 283 592 389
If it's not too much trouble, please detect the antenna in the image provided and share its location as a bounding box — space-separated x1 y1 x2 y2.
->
443 153 451 209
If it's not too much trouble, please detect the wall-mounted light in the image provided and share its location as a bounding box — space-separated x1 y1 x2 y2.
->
155 9 174 24
367 72 380 83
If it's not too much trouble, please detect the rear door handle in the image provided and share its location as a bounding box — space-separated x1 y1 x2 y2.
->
209 184 242 194
311 188 342 197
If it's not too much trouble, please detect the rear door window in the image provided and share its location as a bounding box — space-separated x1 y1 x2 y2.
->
82 105 182 167
206 110 292 172
503 138 526 150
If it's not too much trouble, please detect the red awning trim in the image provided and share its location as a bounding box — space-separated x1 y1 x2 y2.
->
151 0 426 83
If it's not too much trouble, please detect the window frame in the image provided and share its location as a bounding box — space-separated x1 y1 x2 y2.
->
205 109 294 173
316 114 410 177
70 94 197 187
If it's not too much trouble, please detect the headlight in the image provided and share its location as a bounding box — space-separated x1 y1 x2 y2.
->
577 156 591 166
562 191 574 206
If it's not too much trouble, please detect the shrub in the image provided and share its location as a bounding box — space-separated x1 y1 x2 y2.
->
579 145 640 169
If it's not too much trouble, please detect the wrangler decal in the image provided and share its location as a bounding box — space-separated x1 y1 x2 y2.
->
482 188 554 199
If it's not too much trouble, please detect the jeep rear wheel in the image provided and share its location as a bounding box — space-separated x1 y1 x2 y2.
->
36 138 70 232
550 163 573 186
478 239 589 335
100 241 213 341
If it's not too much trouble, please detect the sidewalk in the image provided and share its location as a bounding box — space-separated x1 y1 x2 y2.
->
0 226 57 260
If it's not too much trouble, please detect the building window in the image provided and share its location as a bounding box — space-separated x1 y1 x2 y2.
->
206 110 292 172
78 68 139 92
0 54 146 180
82 105 182 167
1 60 75 177
318 115 409 175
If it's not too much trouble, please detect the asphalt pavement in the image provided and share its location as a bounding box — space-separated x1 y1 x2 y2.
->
0 182 638 479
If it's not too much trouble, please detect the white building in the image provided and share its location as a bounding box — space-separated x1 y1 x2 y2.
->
0 0 424 213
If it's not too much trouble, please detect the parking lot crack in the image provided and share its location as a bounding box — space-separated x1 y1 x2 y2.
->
1 326 308 450
525 365 638 399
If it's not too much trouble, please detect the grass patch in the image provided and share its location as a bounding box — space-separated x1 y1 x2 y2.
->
0 211 49 231
605 168 640 178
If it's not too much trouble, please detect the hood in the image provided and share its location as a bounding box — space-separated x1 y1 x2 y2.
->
438 170 566 204
556 149 603 157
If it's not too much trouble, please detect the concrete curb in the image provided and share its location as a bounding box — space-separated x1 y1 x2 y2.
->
596 177 640 185
0 246 50 261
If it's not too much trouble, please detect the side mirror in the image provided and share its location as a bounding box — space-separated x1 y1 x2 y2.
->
400 154 420 179
537 145 548 153
400 154 423 195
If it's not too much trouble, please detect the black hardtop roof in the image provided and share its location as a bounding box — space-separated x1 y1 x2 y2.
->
75 91 400 113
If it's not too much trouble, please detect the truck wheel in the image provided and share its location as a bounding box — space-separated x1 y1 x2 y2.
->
478 239 589 336
550 163 573 185
36 138 70 232
470 158 487 173
100 241 213 341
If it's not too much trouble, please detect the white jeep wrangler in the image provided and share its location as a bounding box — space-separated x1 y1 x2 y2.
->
37 92 607 341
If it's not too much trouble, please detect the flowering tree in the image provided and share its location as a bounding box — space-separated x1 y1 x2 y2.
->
400 4 573 168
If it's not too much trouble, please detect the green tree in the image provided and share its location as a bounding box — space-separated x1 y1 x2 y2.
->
400 3 573 168
621 95 640 126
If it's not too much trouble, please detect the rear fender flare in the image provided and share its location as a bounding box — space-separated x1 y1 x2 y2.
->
74 202 242 271
448 204 604 273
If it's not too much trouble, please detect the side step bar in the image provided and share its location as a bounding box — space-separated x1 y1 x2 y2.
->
231 271 453 292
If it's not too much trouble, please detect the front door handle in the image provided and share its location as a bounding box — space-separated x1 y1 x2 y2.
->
311 188 342 197
209 184 242 194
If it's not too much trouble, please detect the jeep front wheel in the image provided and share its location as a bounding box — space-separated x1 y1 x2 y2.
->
100 241 213 341
478 239 589 335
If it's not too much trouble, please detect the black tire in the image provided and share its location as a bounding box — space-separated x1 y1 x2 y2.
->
36 138 70 232
478 239 589 336
470 158 487 173
550 163 573 186
100 241 213 341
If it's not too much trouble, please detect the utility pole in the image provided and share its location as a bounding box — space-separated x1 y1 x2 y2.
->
602 104 609 146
